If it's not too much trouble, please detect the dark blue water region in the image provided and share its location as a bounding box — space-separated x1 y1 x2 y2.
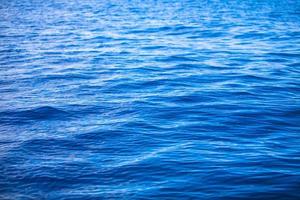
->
1 0 300 199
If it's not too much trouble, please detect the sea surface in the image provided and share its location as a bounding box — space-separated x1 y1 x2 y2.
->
1 0 300 199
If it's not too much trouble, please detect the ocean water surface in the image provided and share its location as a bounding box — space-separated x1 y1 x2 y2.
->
1 0 300 199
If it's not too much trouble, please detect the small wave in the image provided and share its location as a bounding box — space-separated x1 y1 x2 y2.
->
155 55 199 63
0 106 70 124
105 142 192 170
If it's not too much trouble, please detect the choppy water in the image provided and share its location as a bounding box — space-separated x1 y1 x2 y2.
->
1 0 300 199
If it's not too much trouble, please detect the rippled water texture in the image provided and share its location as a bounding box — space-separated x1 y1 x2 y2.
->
1 0 300 199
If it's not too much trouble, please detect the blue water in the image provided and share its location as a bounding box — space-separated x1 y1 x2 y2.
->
1 0 300 199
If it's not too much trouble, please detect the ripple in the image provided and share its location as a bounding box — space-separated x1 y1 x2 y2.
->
1 0 300 199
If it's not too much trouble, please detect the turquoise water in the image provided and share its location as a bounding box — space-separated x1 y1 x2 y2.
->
1 0 300 199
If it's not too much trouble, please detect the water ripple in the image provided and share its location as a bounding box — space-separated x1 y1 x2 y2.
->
1 0 300 199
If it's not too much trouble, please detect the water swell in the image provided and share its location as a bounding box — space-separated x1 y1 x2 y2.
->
1 0 300 199
0 106 70 124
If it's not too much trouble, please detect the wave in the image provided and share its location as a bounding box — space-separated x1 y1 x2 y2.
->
0 106 71 124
